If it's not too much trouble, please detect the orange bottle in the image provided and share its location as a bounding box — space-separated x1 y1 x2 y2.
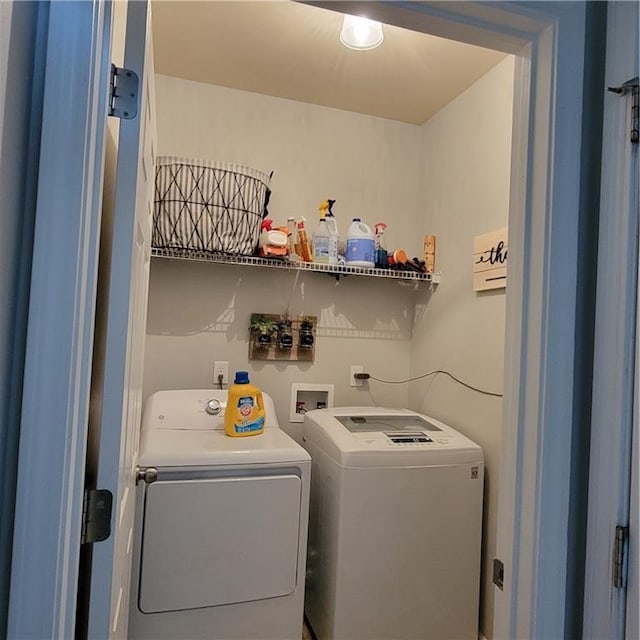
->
296 218 312 262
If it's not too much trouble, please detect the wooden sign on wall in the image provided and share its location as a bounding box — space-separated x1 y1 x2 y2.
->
473 228 508 291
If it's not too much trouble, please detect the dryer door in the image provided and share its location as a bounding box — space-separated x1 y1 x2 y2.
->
138 474 302 613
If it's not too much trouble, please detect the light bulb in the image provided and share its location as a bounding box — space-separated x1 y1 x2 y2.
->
340 15 384 51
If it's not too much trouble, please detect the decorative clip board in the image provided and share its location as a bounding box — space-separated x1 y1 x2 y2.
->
249 313 317 362
473 228 508 291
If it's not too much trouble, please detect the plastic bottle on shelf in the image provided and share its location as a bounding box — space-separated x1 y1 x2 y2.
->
224 371 265 437
374 222 388 269
286 216 298 262
321 199 339 265
296 217 312 262
345 218 375 268
312 208 331 264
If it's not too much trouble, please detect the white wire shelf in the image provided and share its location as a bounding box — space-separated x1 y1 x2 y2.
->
150 247 441 284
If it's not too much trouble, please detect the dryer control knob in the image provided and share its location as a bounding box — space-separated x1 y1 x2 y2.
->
205 398 222 415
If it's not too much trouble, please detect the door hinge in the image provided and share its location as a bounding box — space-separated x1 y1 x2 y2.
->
612 524 629 589
607 77 639 143
81 489 113 545
109 64 139 120
492 557 504 591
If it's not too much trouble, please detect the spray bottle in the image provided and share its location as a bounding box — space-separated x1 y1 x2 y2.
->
313 206 331 264
374 222 388 269
320 199 339 265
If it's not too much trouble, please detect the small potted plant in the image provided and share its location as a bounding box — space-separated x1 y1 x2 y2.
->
277 318 294 350
249 314 277 348
299 317 315 350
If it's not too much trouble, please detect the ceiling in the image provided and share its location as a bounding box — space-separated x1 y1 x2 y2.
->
152 1 507 125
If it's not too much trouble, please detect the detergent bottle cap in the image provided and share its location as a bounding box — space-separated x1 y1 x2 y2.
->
234 371 250 384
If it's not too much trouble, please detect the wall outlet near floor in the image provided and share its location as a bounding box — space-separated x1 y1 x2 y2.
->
214 361 229 386
350 365 364 387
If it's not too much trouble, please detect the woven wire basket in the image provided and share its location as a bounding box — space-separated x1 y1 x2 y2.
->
153 157 272 256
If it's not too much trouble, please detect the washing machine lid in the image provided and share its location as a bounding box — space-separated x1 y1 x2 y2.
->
335 413 444 433
302 406 483 467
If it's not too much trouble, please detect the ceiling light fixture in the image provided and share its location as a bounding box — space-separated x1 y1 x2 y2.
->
340 15 384 51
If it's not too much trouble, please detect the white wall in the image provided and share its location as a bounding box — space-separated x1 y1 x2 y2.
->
145 260 416 438
153 74 423 252
144 75 425 438
410 56 515 639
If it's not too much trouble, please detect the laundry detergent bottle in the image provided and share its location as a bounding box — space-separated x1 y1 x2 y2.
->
224 371 265 437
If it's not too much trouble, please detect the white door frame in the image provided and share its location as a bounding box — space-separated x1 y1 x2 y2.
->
628 394 639 638
7 1 112 638
7 0 603 637
317 1 595 637
489 5 593 637
583 1 639 637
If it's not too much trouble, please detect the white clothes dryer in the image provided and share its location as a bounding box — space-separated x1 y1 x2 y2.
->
128 389 310 640
302 407 484 640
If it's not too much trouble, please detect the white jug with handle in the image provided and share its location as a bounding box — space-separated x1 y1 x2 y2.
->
345 218 375 268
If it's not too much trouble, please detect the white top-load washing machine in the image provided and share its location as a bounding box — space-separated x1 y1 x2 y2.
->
302 407 484 640
128 389 311 640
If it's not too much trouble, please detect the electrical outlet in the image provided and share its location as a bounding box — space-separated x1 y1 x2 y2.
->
214 361 229 386
350 365 364 387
